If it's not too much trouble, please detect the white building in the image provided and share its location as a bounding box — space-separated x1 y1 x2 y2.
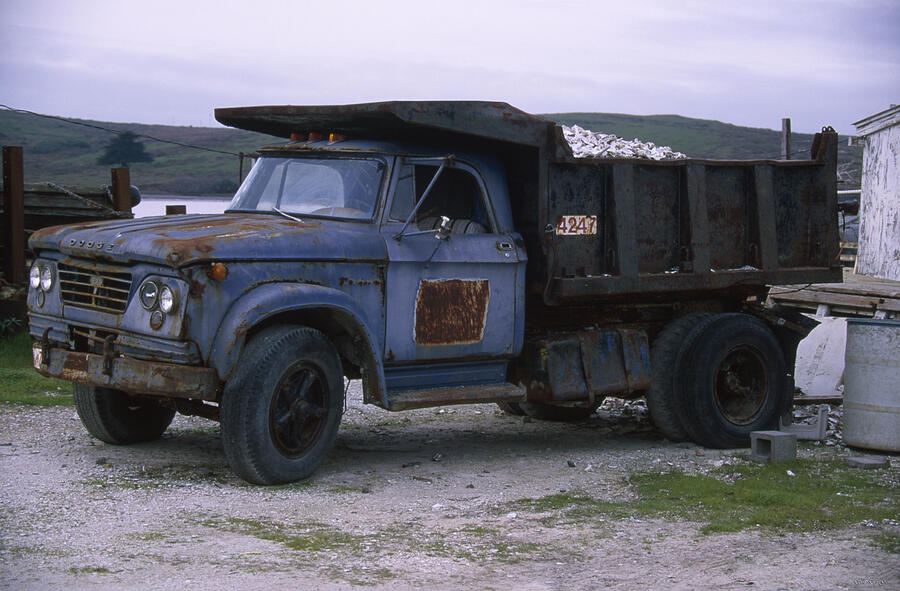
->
853 105 900 281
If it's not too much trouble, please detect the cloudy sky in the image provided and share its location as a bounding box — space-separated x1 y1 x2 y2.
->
1 0 898 135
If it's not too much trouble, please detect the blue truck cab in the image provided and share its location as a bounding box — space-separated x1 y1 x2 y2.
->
28 102 842 484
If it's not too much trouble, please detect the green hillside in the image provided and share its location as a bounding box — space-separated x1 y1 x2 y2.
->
0 108 862 195
0 109 273 195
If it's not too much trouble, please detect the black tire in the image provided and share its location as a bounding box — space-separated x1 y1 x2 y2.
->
496 402 526 416
73 383 175 444
220 326 344 485
646 313 712 441
675 313 788 448
519 401 601 422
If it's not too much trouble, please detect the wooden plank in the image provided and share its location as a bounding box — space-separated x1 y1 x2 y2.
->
1 146 26 284
111 168 132 214
768 288 900 314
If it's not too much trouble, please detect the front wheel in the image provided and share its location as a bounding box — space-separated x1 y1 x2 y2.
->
675 314 789 448
73 384 175 444
220 326 344 485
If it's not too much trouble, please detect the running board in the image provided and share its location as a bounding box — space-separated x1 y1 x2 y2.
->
386 382 526 411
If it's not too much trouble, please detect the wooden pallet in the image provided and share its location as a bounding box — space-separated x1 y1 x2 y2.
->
768 269 900 319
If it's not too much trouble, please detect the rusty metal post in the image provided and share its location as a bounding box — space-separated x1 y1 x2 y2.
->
781 118 791 160
2 146 26 284
111 167 131 213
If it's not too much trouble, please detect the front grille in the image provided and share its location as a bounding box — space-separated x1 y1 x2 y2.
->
58 262 132 313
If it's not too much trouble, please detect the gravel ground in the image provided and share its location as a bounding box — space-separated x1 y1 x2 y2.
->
1 384 897 591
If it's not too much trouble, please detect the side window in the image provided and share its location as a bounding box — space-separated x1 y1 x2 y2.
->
389 163 492 233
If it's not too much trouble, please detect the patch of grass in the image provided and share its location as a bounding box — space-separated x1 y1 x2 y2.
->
508 459 898 537
510 492 629 525
83 463 231 489
0 332 72 405
872 532 900 554
629 459 897 534
217 518 362 553
204 516 551 569
68 566 110 575
125 532 166 542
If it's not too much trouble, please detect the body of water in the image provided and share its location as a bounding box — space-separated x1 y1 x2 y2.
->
133 195 232 218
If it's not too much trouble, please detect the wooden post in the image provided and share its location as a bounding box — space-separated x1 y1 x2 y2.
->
781 118 791 160
111 167 131 213
2 146 26 284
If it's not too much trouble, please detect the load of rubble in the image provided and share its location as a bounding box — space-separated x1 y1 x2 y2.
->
562 124 688 160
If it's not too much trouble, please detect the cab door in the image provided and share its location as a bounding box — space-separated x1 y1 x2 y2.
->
381 157 523 369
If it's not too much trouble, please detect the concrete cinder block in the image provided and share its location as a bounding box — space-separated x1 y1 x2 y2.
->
751 430 798 463
780 406 829 440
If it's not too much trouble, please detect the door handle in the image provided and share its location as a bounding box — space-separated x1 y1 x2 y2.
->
496 241 514 252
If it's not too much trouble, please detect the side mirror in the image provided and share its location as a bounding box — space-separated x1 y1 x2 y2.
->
435 216 452 240
129 185 142 207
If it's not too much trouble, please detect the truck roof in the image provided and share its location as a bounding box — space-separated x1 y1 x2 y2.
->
214 101 556 147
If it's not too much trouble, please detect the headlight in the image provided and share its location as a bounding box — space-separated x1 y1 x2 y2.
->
139 280 159 310
159 285 176 313
39 265 53 291
30 264 41 289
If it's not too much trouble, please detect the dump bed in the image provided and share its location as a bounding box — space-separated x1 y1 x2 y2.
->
216 101 842 304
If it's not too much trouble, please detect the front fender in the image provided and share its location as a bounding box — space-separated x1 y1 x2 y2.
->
210 283 385 401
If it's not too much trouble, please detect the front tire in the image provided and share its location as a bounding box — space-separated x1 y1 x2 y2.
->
675 314 789 448
73 384 175 444
220 326 344 485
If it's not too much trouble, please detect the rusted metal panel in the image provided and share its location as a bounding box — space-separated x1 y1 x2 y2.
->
544 130 842 303
414 279 489 345
34 345 219 400
511 328 651 403
388 382 525 410
215 101 555 148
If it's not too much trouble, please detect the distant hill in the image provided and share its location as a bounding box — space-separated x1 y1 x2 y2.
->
0 109 272 195
0 108 862 195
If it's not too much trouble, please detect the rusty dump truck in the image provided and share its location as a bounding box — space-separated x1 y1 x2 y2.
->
27 101 841 484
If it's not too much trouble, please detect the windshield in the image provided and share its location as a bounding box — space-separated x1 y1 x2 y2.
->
227 156 386 219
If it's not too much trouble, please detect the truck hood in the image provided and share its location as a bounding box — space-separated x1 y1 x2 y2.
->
29 213 388 267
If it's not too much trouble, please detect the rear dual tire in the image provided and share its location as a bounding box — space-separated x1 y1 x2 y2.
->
647 313 789 448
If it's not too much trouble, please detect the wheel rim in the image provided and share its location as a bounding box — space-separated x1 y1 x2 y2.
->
713 346 768 425
269 362 329 458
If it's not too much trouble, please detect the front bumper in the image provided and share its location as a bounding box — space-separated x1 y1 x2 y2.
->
33 343 220 401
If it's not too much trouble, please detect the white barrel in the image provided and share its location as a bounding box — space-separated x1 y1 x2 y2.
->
843 318 900 453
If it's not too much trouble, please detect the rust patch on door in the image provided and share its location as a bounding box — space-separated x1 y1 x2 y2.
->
414 279 489 345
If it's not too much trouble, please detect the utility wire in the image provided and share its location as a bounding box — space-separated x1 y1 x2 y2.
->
0 104 241 157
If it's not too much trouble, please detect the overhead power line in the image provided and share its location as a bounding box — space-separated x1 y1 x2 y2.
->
0 104 241 157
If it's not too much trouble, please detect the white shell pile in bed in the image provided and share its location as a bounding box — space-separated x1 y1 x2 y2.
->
562 124 687 160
